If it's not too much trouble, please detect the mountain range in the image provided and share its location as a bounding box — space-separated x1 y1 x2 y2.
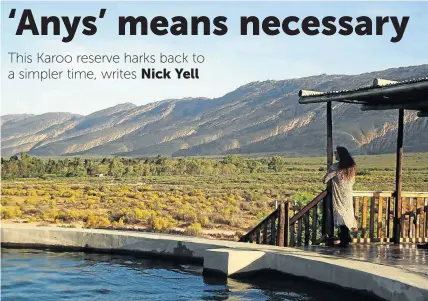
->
2 64 428 157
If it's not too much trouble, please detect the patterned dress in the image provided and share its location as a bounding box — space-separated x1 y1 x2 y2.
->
323 163 357 229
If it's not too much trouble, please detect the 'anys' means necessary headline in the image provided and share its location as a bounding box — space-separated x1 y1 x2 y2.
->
8 8 410 43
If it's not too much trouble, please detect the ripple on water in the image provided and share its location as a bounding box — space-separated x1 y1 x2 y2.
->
1 248 382 301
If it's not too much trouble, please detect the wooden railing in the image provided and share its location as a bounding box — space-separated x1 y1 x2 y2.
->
239 190 328 247
240 191 428 246
352 191 428 243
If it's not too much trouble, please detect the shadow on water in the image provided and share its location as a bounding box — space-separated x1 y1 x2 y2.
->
1 248 383 301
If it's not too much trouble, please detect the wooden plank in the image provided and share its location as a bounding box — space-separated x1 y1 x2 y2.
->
353 191 394 197
362 197 368 238
416 208 421 239
290 222 295 247
401 215 407 238
378 197 384 238
425 205 428 239
290 201 296 247
256 228 262 244
369 196 376 240
409 213 414 239
244 206 279 238
386 197 391 238
284 202 290 247
401 192 428 198
270 212 277 245
304 213 310 246
262 221 268 244
354 196 360 238
311 206 318 244
297 220 303 247
353 192 428 198
278 203 285 247
421 208 424 239
291 190 328 225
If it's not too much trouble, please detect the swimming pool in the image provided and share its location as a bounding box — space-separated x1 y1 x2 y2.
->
1 248 378 301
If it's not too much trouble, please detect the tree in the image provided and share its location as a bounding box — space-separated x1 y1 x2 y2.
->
109 157 125 177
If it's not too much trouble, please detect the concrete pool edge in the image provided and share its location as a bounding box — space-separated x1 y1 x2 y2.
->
2 224 427 301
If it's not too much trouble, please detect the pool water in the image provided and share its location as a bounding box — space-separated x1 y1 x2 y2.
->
1 248 378 301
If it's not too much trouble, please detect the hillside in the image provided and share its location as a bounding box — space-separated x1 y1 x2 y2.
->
2 65 428 157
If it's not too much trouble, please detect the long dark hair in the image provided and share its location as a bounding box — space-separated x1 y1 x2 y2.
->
336 146 356 180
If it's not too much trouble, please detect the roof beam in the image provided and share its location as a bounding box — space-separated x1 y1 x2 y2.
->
373 78 398 87
361 101 428 111
298 90 324 97
299 80 428 104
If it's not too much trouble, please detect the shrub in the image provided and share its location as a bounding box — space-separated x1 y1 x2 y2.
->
1 206 22 219
1 197 12 206
24 197 37 205
148 214 175 233
42 209 59 222
60 190 75 198
85 213 111 229
184 223 203 237
198 215 211 228
57 209 80 223
357 169 372 176
26 189 37 196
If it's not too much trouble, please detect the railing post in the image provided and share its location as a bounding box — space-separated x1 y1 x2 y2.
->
278 202 285 247
311 206 318 244
284 201 290 247
270 211 277 245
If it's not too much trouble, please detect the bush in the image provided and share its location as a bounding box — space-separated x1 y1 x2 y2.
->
198 215 211 228
148 214 175 233
57 209 80 223
357 169 372 176
1 206 22 219
85 213 111 229
184 223 203 237
1 197 12 206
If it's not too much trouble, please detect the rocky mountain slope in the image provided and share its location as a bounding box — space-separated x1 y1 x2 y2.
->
2 65 428 157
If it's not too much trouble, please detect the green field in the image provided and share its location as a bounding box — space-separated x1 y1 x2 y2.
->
1 153 427 240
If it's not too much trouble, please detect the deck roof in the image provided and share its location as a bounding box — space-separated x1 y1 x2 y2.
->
298 77 428 117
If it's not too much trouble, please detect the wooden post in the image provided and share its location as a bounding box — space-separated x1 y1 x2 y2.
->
386 197 391 239
256 228 262 244
278 202 285 247
393 109 404 244
284 201 290 247
323 101 334 244
262 221 268 244
378 197 384 239
369 197 376 240
304 213 310 246
270 212 277 245
327 101 334 168
311 206 318 244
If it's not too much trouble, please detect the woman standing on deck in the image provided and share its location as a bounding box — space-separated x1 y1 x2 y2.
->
323 146 358 247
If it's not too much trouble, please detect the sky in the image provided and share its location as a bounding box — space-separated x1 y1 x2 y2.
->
1 1 428 115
